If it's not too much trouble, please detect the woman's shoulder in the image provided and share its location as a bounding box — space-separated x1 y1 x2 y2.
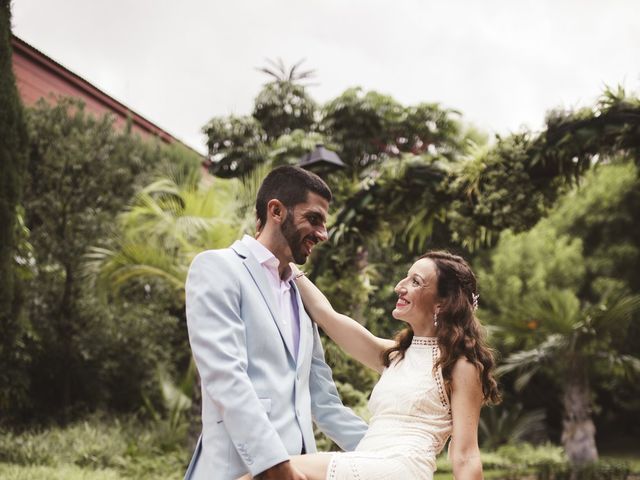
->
452 356 479 373
451 356 482 391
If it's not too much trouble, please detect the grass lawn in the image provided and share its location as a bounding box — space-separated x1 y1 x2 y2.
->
2 456 639 480
1 419 638 480
0 463 123 480
432 450 640 480
435 470 518 479
0 461 185 480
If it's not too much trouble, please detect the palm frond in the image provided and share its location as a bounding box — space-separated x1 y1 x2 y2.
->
84 244 188 297
496 334 567 390
591 293 640 336
288 58 315 82
518 289 582 336
479 403 546 448
256 57 315 84
86 170 251 300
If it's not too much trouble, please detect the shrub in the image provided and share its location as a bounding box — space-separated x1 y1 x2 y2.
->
536 460 631 480
0 415 188 479
436 442 566 475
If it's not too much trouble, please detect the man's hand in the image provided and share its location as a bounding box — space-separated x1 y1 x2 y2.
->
255 460 307 480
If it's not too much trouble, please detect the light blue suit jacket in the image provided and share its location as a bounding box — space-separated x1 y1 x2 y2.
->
184 240 368 480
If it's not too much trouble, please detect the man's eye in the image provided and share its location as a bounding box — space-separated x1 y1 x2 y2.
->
412 279 420 286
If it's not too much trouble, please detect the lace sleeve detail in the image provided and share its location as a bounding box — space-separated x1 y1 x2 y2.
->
432 347 451 412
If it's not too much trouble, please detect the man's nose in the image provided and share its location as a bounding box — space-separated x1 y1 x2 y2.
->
316 225 328 242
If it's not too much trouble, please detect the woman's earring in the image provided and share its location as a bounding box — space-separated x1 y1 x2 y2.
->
433 311 438 327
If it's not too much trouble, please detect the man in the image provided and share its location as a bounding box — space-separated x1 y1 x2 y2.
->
184 166 368 480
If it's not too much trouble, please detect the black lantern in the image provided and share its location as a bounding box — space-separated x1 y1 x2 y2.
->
299 144 346 173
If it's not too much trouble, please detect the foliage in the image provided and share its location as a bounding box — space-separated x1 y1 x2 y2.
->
253 79 317 140
203 115 267 177
448 134 564 251
0 0 30 414
536 460 632 480
85 175 240 299
268 129 332 167
482 162 640 353
480 162 640 463
205 59 317 177
256 57 316 84
0 416 188 479
435 442 566 474
480 403 547 449
322 87 463 175
448 88 640 252
85 157 263 301
538 86 640 171
0 464 122 480
6 98 195 422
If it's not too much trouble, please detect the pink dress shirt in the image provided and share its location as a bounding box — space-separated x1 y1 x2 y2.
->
241 235 300 359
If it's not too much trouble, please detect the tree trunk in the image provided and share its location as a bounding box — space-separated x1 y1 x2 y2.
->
561 365 598 466
57 261 76 421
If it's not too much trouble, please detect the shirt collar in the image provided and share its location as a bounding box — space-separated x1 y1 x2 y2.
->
241 234 294 282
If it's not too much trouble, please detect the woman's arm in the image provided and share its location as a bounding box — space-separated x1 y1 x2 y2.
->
449 358 484 480
293 268 393 373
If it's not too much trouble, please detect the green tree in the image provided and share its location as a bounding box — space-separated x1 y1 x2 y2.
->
537 86 640 169
0 1 30 413
19 98 184 420
204 59 317 178
203 115 267 178
481 163 640 465
445 87 640 254
322 88 463 176
253 58 317 141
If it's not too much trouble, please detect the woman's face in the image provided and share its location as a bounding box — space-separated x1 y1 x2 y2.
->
392 258 440 328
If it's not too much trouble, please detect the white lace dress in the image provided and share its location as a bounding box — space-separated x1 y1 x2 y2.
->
326 337 452 480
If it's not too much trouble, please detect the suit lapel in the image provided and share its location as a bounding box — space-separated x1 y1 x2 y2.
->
290 281 309 367
231 241 297 362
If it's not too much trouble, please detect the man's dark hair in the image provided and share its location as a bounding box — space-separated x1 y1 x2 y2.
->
256 166 332 227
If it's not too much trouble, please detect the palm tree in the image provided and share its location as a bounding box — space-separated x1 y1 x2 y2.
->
497 290 640 465
253 58 318 141
84 162 265 296
256 57 316 84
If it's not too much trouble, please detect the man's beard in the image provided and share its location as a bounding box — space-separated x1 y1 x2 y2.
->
281 213 308 265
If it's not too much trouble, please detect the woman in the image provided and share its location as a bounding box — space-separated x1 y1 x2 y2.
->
241 251 500 480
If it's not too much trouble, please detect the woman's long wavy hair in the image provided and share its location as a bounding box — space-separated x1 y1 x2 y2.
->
382 251 501 405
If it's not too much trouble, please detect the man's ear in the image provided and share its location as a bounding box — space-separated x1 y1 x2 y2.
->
267 199 286 224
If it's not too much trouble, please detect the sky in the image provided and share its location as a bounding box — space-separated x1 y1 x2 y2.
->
12 0 640 155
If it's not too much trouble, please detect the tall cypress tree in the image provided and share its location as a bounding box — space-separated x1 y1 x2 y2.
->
0 0 29 411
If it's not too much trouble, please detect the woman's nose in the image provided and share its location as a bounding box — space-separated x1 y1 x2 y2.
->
395 280 406 294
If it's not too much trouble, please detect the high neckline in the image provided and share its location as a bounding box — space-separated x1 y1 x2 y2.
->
411 336 438 347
